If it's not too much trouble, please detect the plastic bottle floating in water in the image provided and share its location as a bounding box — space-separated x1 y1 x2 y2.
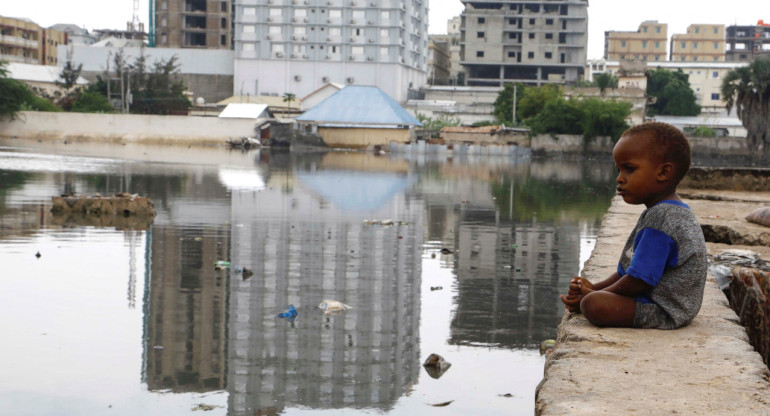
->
213 261 230 270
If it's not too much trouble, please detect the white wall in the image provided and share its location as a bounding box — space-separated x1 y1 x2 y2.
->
58 45 234 75
0 112 256 144
234 60 426 103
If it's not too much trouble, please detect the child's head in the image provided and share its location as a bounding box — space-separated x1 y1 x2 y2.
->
613 122 691 206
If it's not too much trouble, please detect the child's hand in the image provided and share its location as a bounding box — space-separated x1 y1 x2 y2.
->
561 277 595 313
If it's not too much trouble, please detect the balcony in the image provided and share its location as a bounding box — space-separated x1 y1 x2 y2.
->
0 35 39 49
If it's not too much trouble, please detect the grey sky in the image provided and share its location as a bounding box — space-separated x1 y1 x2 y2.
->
3 0 766 59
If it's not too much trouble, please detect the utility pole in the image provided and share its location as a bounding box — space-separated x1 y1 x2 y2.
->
512 84 517 126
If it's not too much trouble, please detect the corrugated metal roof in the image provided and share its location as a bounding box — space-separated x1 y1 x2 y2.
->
217 95 288 107
652 115 743 127
6 62 88 85
442 126 500 133
296 86 422 127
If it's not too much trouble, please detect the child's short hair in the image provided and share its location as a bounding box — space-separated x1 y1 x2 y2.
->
622 122 691 184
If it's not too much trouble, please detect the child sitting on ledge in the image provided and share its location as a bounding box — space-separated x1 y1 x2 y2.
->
561 122 707 329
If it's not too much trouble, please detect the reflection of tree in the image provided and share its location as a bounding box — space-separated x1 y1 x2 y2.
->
491 175 615 222
0 171 32 213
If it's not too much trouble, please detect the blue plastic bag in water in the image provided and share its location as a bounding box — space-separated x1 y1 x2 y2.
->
277 304 297 322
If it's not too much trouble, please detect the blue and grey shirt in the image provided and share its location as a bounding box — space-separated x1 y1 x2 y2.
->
617 200 708 329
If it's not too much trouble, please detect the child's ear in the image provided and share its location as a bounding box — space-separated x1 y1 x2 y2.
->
657 162 675 182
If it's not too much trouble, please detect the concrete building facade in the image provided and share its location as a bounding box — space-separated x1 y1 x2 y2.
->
154 0 232 49
604 20 667 62
670 24 725 62
427 36 450 84
1 16 67 66
725 21 770 62
232 0 428 103
459 0 588 87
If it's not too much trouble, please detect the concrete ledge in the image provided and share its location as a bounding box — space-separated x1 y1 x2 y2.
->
536 197 770 415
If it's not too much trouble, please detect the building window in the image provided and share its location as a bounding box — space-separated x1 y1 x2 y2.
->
713 71 719 78
508 51 516 57
529 18 535 25
712 93 721 100
478 17 485 24
509 18 516 24
476 50 484 57
545 33 553 39
477 31 484 38
642 26 648 33
656 26 661 33
529 33 535 39
243 25 255 33
693 42 698 49
243 43 255 51
221 18 227 29
654 56 659 61
161 0 167 9
545 52 552 58
681 42 686 48
621 40 626 47
161 17 167 27
713 27 718 34
695 27 700 34
545 18 553 25
221 34 226 45
642 41 647 48
161 33 167 44
508 32 516 39
244 7 256 15
693 56 698 61
714 42 719 49
528 51 534 59
221 1 227 12
655 41 660 48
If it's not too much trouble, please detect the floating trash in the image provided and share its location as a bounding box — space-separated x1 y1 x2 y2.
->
277 304 297 322
213 261 230 270
423 353 452 379
318 300 353 315
440 248 454 255
540 339 556 355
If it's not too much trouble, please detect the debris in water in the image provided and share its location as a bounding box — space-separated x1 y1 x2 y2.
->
430 286 443 291
277 304 297 321
191 403 219 411
35 251 41 259
540 339 556 355
423 353 452 379
213 261 230 270
318 300 353 315
500 393 514 398
440 248 454 255
242 267 254 280
429 400 454 407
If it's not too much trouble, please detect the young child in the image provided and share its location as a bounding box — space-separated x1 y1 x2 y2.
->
561 122 707 329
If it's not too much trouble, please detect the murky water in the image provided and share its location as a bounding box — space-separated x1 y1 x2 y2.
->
0 140 616 415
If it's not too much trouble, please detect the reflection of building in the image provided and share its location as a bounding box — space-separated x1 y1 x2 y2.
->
452 213 580 348
143 225 230 392
226 171 422 414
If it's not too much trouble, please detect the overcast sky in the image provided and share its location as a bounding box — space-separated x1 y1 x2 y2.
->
2 0 765 59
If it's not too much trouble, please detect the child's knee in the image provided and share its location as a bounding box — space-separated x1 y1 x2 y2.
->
580 292 606 324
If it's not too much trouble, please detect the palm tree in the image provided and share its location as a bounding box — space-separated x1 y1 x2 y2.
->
721 58 770 154
282 92 297 110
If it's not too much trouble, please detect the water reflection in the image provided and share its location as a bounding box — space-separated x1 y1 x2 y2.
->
0 144 615 415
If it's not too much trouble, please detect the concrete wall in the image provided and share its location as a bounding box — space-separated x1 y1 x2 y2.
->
0 112 257 145
531 134 614 153
318 127 410 148
689 135 752 155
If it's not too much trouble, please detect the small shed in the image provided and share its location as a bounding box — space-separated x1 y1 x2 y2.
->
295 86 422 148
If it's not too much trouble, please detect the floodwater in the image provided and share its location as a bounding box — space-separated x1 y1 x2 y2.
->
0 140 616 416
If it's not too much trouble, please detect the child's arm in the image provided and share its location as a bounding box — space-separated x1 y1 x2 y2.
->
589 272 621 291
602 274 652 297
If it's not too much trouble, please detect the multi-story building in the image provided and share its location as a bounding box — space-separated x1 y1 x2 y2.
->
725 20 770 62
0 16 67 66
427 36 450 84
587 59 748 114
49 24 98 45
231 0 428 103
153 0 232 49
604 20 667 62
670 24 725 62
460 0 588 87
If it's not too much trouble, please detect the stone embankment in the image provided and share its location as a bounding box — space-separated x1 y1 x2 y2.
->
536 187 770 415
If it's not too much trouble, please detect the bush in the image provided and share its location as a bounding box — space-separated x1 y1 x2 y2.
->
71 90 113 113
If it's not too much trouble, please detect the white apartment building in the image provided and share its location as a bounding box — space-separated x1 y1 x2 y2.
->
233 0 429 103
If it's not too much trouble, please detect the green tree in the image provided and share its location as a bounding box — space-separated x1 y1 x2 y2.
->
56 58 83 94
415 112 461 131
646 67 701 116
283 92 297 109
594 73 618 95
578 98 631 141
517 84 561 120
128 55 191 115
721 58 770 154
526 98 583 135
493 82 528 125
0 60 60 119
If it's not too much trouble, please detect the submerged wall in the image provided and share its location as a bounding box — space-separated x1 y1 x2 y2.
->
0 112 256 145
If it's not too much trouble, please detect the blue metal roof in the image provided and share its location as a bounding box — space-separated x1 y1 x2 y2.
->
296 86 422 127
